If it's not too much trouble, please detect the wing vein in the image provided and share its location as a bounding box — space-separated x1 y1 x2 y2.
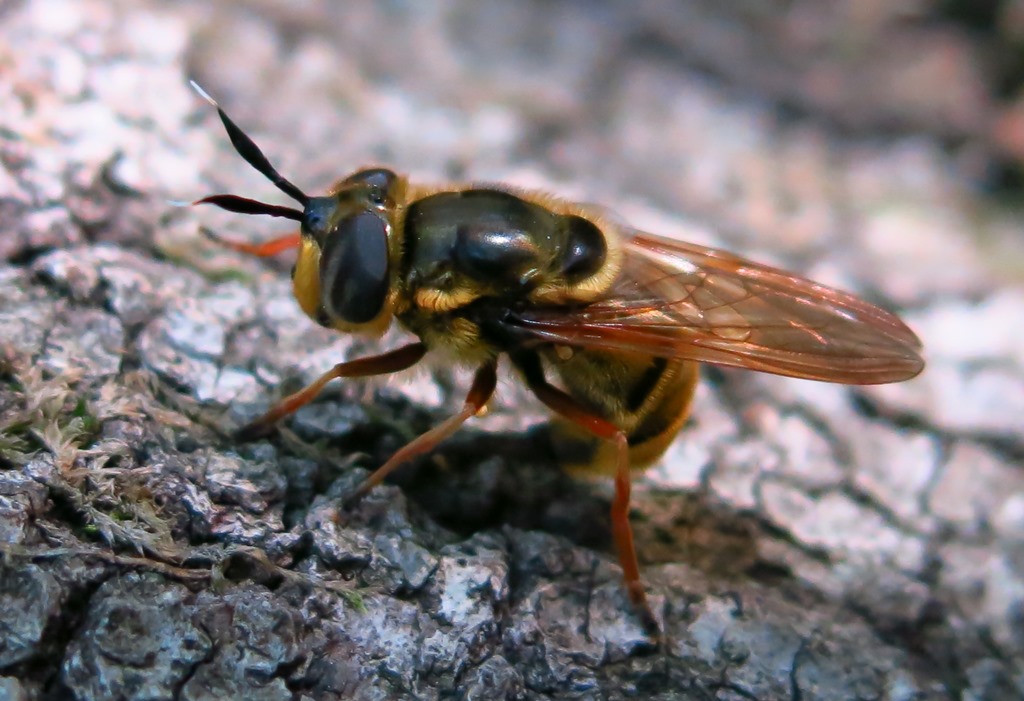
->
510 228 924 384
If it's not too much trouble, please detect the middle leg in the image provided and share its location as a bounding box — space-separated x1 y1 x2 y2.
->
346 360 499 506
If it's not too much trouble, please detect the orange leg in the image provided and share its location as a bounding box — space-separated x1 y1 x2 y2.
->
514 352 658 634
201 226 301 257
346 361 498 506
236 342 427 441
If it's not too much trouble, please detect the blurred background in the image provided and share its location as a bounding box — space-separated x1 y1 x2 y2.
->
198 1 1018 292
9 0 1024 298
2 1 1024 698
8 0 1024 271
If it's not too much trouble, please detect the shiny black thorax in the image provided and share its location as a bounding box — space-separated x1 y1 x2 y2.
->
400 188 606 302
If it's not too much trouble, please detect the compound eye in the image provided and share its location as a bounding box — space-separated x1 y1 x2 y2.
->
319 212 390 324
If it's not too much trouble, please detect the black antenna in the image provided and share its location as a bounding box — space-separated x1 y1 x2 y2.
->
190 80 309 218
192 194 304 221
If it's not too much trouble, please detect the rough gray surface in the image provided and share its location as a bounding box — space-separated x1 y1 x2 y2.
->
1 1 1023 700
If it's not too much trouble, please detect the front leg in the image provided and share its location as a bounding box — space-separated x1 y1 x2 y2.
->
201 227 301 257
236 342 427 440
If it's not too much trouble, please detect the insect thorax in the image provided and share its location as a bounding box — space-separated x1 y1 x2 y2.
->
400 188 609 314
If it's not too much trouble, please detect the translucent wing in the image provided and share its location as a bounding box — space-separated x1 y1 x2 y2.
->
510 229 924 384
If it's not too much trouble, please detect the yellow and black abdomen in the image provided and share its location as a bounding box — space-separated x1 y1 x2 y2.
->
543 347 699 475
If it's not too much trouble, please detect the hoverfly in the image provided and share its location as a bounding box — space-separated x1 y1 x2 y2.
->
189 83 924 633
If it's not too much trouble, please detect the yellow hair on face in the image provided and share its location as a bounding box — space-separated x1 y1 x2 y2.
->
292 238 322 320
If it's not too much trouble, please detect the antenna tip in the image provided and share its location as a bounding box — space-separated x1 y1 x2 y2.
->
189 80 218 107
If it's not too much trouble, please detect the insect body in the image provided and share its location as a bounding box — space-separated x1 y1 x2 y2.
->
191 84 924 633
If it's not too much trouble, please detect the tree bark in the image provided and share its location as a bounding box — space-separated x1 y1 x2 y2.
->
1 1 1022 700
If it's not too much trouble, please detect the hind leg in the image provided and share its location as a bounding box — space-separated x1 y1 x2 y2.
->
513 351 659 634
